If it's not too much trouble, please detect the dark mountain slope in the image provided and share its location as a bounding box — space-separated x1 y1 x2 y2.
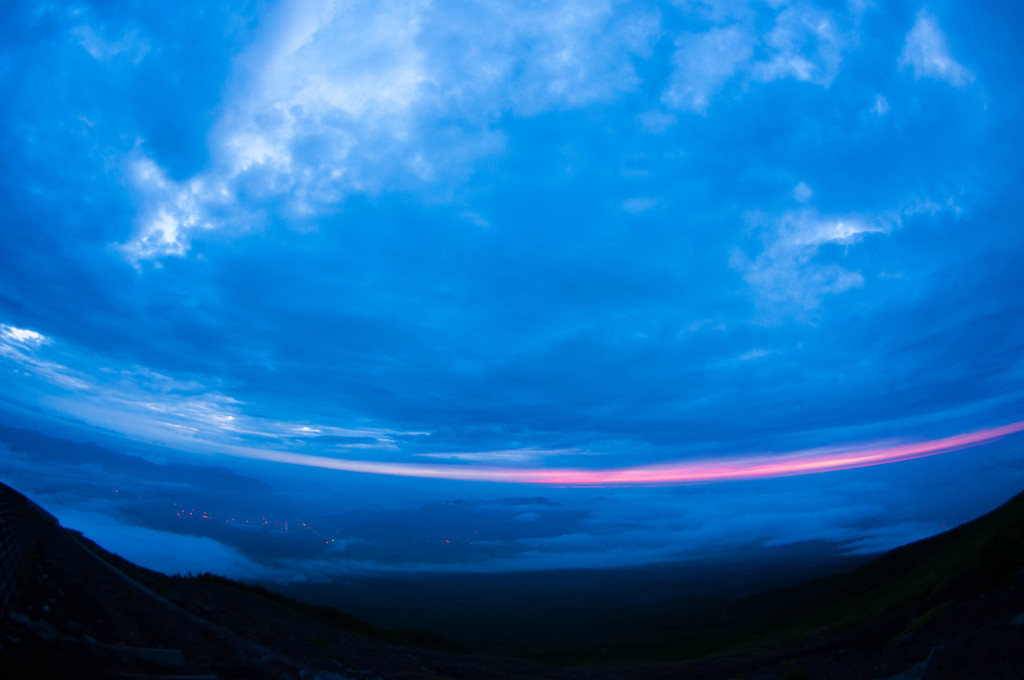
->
2 478 1023 679
0 480 552 679
593 486 1024 675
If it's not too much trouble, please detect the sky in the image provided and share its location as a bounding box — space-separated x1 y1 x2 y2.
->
1 0 1023 580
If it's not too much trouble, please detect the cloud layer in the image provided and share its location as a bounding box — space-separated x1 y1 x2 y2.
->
0 1 1021 574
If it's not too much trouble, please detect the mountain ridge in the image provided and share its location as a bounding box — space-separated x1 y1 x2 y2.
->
2 478 1023 678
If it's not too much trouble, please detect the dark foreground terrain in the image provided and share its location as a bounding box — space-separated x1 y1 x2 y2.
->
273 545 868 657
2 479 1023 679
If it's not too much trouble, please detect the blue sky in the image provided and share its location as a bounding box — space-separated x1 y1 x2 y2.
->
1 0 1023 577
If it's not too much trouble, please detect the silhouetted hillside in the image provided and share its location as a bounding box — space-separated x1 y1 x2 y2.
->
2 478 1024 679
642 485 1024 647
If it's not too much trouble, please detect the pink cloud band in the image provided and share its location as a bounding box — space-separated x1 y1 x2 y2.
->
235 421 1024 486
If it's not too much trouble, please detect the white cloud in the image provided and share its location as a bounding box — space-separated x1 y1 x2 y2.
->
73 24 150 64
51 507 276 579
792 181 813 202
662 26 755 113
83 376 418 451
751 5 844 85
872 93 889 116
661 3 852 114
672 0 756 24
899 10 972 87
623 197 658 213
636 108 677 133
220 0 429 177
0 324 92 391
120 154 241 262
734 208 889 311
114 1 877 259
461 211 490 228
0 324 50 347
0 327 418 455
847 0 872 16
121 0 661 260
736 191 962 314
417 448 586 463
429 0 660 115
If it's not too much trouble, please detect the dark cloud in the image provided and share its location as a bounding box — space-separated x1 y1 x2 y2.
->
0 0 1022 575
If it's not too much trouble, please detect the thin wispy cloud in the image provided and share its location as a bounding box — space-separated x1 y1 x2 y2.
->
733 209 886 312
751 5 844 85
73 24 150 64
1 324 51 347
662 26 755 114
228 422 1024 486
0 323 416 453
416 448 588 464
899 10 973 87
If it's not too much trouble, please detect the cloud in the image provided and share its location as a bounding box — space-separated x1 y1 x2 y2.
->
434 0 660 114
672 0 755 24
0 323 90 391
872 93 889 116
121 153 241 262
0 323 416 454
661 3 851 113
622 197 658 213
3 0 1023 581
751 5 844 85
734 190 967 314
662 26 754 113
792 182 813 202
899 10 972 87
52 507 277 579
222 421 1024 486
636 108 676 133
73 24 150 64
416 448 585 463
120 0 661 260
6 418 1024 576
733 208 888 311
1 324 50 347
